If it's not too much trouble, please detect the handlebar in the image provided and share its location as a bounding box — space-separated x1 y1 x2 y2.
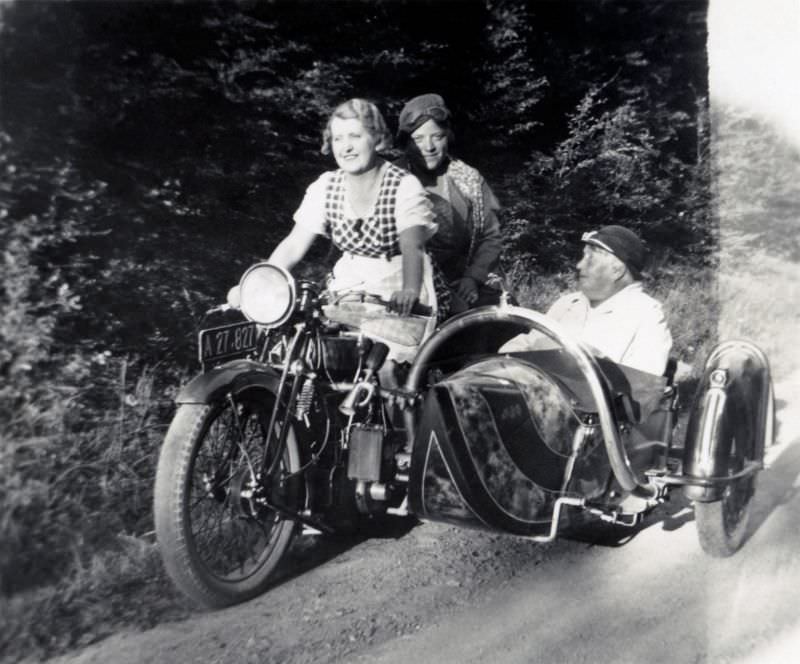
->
205 303 233 315
383 298 433 317
219 278 435 324
327 291 433 317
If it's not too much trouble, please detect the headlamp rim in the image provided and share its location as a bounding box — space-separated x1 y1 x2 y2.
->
238 262 296 327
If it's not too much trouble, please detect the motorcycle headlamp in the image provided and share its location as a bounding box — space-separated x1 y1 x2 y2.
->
238 262 296 327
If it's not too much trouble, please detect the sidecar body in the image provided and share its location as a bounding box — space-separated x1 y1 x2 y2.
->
404 306 774 555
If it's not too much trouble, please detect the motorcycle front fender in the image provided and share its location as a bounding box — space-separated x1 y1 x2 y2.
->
682 340 774 502
176 359 282 405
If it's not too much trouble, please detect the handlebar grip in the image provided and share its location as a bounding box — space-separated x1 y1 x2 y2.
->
410 302 433 317
328 291 433 317
205 303 232 315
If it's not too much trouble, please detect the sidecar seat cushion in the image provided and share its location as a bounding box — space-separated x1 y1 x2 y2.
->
507 349 667 423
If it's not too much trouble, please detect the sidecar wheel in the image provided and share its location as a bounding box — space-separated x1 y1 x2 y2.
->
154 389 300 608
694 444 756 558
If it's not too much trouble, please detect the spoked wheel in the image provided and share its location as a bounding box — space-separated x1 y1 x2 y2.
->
154 388 301 608
694 437 757 558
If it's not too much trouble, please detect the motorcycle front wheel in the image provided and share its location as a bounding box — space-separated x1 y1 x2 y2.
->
154 387 301 608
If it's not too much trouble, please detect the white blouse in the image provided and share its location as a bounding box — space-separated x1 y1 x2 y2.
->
293 165 437 241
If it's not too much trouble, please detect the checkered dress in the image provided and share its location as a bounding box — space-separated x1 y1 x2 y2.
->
323 163 448 322
324 164 403 258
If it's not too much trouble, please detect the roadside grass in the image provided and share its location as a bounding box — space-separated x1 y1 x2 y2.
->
0 360 195 663
653 261 719 377
508 267 575 313
717 236 800 382
0 537 192 663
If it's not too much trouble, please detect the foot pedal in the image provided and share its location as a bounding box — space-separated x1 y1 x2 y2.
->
386 496 409 516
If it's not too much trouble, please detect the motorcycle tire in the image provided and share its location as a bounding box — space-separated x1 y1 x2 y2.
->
694 435 757 558
154 387 301 608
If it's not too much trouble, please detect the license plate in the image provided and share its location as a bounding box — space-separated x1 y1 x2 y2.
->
198 321 258 365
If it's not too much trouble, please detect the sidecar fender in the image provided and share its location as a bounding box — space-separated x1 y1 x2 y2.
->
176 360 282 405
682 340 774 502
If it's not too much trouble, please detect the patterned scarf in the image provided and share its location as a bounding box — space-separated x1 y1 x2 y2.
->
446 159 485 268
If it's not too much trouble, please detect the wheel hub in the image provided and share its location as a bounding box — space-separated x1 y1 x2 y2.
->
228 469 260 519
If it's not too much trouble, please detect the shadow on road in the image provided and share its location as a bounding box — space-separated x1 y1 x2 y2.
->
267 515 420 589
746 417 800 540
563 492 694 549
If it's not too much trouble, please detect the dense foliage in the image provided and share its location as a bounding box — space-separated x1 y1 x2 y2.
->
1 2 713 362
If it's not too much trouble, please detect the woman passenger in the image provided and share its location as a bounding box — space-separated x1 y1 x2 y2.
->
396 94 504 317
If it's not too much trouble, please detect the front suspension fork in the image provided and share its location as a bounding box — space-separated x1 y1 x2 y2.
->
260 324 309 478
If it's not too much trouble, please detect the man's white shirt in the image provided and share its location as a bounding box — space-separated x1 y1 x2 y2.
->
502 282 672 376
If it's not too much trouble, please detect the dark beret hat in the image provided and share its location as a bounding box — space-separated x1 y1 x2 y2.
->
396 93 451 142
582 225 647 278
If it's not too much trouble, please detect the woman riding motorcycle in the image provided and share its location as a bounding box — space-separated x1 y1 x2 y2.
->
230 98 438 362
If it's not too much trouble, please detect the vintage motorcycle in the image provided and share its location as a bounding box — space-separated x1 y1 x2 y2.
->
154 262 774 609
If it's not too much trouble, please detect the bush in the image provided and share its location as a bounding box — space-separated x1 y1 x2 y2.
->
0 156 185 655
0 133 179 596
502 83 714 272
0 159 83 591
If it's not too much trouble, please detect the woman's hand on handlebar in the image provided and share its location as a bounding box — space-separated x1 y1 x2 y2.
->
389 288 418 317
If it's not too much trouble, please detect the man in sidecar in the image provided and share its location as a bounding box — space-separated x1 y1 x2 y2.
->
494 224 675 469
406 222 771 556
501 224 672 377
408 224 675 458
405 224 676 518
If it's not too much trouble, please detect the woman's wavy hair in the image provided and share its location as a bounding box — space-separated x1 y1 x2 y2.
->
321 98 392 155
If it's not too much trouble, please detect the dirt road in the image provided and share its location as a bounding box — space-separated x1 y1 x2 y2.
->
49 372 800 664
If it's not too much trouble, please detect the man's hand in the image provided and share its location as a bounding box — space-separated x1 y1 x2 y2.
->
452 277 478 305
389 288 418 317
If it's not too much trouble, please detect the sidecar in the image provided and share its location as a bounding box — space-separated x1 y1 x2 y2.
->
403 305 774 557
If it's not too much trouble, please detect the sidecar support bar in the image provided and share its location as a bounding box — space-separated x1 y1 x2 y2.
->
405 306 658 499
657 460 762 489
514 496 586 542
